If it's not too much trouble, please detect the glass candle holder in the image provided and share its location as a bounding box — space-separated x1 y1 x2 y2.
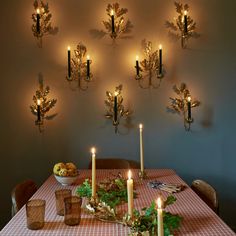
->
26 199 46 230
55 189 72 216
64 196 82 226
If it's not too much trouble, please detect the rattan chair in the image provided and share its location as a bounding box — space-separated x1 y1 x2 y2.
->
88 158 131 169
191 179 219 214
11 180 38 217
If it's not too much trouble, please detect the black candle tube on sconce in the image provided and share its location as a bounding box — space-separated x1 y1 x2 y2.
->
184 11 188 34
67 46 71 79
159 45 162 75
187 96 192 120
136 56 140 76
87 55 90 79
36 9 40 34
114 94 118 124
37 99 41 121
111 10 115 34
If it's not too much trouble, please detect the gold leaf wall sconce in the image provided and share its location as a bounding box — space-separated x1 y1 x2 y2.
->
105 85 131 133
165 1 199 49
30 79 57 132
102 2 133 40
168 83 200 131
66 43 93 91
31 0 58 48
134 39 165 89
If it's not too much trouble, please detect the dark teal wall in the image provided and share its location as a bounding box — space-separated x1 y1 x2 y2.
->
0 0 236 231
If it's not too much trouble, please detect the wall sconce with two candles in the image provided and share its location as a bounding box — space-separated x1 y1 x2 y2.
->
66 43 93 91
31 0 58 47
134 40 165 89
105 85 131 133
30 81 57 132
165 1 199 49
168 83 200 131
102 2 132 40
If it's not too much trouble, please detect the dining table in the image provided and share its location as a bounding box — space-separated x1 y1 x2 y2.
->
1 169 235 236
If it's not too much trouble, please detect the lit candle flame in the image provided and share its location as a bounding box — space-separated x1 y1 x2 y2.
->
114 91 118 96
136 55 139 61
184 10 188 16
37 99 41 106
187 96 191 102
67 46 70 51
139 123 143 130
36 8 40 14
87 55 90 60
159 44 162 50
111 9 114 16
128 170 132 180
157 197 162 209
91 147 96 154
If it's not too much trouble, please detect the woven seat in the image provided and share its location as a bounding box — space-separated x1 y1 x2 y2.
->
11 180 37 217
191 179 219 214
89 158 134 169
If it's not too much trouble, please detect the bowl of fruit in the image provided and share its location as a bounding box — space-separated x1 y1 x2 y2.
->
53 162 79 186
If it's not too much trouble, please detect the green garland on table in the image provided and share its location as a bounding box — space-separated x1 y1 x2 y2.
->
77 173 137 208
76 176 183 236
127 196 183 235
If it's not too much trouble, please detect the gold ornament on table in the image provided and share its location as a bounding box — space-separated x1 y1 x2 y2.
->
30 79 57 132
134 40 165 89
165 1 199 49
168 83 200 131
66 43 93 91
103 2 133 40
31 0 58 48
105 85 131 133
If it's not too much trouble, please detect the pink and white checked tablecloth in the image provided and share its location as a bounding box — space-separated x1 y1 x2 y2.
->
1 169 235 236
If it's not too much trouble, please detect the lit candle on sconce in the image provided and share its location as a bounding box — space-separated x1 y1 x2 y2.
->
37 99 41 121
159 44 162 75
157 197 164 236
111 9 115 34
91 147 96 198
136 55 140 76
139 124 144 173
36 8 40 34
184 10 188 34
113 92 118 124
127 170 134 217
87 55 90 79
67 46 71 79
187 96 192 121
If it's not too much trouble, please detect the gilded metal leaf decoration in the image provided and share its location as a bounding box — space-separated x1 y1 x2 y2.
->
166 2 199 48
103 2 132 39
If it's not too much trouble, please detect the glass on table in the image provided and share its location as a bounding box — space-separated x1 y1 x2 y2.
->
64 196 82 226
55 189 72 216
26 199 46 230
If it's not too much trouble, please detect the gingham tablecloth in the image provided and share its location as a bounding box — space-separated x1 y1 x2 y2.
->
1 169 235 236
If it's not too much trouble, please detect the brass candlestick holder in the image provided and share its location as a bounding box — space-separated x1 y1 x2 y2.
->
168 83 200 131
31 0 58 48
138 171 147 180
66 43 93 91
134 40 165 89
30 79 57 132
102 2 132 40
165 1 199 49
105 85 130 133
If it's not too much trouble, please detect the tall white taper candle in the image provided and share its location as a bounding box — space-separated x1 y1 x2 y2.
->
127 170 134 217
157 197 164 236
91 147 96 198
139 124 144 173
